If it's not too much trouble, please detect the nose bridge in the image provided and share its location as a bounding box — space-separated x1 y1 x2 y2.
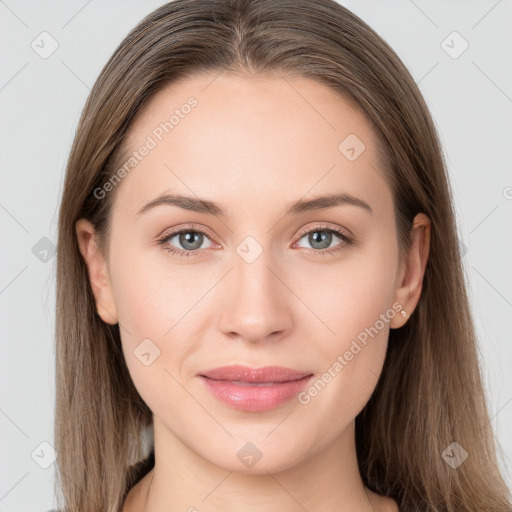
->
218 234 292 341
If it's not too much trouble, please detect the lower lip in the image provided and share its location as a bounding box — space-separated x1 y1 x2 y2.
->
199 375 314 412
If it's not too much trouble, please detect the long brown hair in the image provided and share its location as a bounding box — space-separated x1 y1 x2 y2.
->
54 0 512 510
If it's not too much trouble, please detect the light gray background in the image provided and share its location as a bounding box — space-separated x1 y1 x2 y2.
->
1 0 511 510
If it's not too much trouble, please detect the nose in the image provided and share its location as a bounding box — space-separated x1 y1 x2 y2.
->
217 244 293 344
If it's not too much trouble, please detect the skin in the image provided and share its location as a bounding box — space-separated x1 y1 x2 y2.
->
76 71 430 512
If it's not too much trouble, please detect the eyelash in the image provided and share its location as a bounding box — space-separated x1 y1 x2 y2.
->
156 223 353 258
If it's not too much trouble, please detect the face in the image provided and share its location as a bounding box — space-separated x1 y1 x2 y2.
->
78 71 425 474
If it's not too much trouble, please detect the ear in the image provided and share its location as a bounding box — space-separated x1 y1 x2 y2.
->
390 213 431 329
75 218 119 325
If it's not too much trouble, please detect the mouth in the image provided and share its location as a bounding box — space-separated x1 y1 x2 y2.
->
199 364 312 383
216 380 290 387
198 365 314 412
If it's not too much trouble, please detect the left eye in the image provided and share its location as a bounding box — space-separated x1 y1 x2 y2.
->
294 228 351 251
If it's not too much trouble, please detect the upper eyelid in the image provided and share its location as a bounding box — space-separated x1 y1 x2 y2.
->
158 223 214 240
295 223 350 238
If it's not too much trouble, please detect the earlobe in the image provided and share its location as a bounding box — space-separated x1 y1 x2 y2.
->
75 218 119 325
390 213 431 329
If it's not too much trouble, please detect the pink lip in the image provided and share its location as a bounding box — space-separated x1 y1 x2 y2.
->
198 365 314 412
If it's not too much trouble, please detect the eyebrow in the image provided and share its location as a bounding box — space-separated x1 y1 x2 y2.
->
136 191 373 217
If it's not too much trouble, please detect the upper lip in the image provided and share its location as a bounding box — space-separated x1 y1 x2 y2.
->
200 365 312 383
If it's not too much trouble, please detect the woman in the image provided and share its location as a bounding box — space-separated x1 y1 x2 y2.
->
54 0 512 511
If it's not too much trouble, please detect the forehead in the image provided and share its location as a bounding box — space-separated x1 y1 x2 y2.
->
112 71 391 219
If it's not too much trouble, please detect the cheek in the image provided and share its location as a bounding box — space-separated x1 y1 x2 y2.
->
110 242 200 337
292 237 397 415
109 244 217 403
292 232 398 344
112 263 199 418
108 247 181 374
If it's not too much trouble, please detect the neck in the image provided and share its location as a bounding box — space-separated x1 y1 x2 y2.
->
143 417 373 512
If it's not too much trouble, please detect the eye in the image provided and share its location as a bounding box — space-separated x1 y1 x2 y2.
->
156 224 215 258
294 224 353 255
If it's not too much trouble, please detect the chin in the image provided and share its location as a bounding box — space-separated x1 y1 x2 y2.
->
199 439 310 476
